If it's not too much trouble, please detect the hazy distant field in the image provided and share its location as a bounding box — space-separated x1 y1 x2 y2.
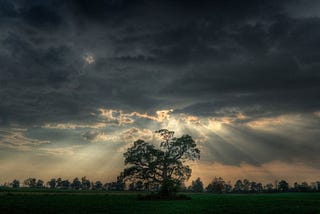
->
0 190 319 214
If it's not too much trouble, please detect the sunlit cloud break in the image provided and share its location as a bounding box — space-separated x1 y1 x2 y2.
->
83 53 95 64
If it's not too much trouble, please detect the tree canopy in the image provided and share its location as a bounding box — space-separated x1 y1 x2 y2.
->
190 177 204 192
121 129 200 196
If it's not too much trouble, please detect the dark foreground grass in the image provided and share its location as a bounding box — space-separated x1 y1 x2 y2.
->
0 191 319 214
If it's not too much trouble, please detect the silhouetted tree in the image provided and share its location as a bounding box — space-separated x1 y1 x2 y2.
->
316 182 320 191
250 181 263 193
294 182 311 192
104 182 112 190
206 177 225 193
71 177 81 190
300 182 311 192
293 182 299 191
93 181 103 190
278 180 289 192
81 176 91 190
310 182 320 191
189 177 204 192
122 129 200 197
61 179 70 189
115 174 125 191
47 178 56 189
233 179 244 193
36 179 44 188
11 179 20 188
56 178 62 189
105 181 125 191
105 174 125 191
243 179 250 192
24 178 36 188
264 183 274 192
225 181 232 193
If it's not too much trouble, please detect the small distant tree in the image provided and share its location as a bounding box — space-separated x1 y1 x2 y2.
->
293 182 299 192
300 182 310 192
233 179 243 193
115 175 125 191
24 178 37 188
250 181 263 193
81 176 91 190
243 179 250 192
225 181 232 193
11 179 20 188
61 180 70 189
189 177 204 192
278 180 289 192
56 178 62 189
3 182 10 187
294 182 311 192
93 181 103 190
106 174 125 191
71 177 81 190
36 179 44 188
103 182 111 190
264 183 274 192
206 177 225 193
47 178 56 189
316 182 320 191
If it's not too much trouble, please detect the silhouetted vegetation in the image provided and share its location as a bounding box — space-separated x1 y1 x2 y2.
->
1 133 320 196
189 177 204 192
205 177 232 193
10 179 19 188
3 176 318 194
278 180 289 192
120 129 200 198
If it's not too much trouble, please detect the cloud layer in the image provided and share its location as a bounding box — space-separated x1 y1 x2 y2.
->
0 0 319 184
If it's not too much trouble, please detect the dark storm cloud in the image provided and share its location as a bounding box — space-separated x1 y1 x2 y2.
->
0 0 315 124
0 0 18 17
21 5 62 28
0 0 319 167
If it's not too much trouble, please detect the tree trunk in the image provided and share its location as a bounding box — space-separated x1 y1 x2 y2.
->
160 162 173 197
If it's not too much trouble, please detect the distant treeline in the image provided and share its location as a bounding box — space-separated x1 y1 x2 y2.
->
186 177 320 193
2 176 320 193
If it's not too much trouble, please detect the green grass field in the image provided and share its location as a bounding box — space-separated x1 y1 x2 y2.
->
0 190 319 214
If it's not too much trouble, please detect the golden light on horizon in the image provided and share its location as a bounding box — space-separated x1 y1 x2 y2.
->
1 108 319 186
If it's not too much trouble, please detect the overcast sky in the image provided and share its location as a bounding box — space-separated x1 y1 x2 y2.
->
0 0 320 185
